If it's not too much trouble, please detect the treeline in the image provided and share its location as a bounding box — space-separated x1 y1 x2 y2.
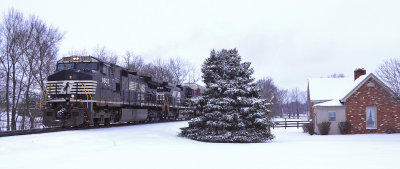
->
68 46 200 85
0 9 63 131
257 77 308 119
0 9 200 131
0 8 309 131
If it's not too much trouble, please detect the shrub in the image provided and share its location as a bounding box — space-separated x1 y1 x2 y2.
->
303 122 315 135
387 128 396 134
318 121 331 135
302 124 309 133
338 121 351 134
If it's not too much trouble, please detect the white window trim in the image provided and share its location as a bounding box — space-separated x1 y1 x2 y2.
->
366 106 377 129
328 111 336 122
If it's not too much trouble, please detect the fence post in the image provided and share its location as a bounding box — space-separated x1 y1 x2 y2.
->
285 118 287 129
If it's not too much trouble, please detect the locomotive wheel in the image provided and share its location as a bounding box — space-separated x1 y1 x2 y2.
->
94 118 100 128
104 118 110 128
80 122 89 128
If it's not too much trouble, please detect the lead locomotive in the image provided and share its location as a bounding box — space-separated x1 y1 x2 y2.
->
40 56 202 127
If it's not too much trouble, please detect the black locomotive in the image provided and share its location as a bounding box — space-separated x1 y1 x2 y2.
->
40 56 203 127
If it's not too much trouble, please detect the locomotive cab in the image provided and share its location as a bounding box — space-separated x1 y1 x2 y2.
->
42 56 102 127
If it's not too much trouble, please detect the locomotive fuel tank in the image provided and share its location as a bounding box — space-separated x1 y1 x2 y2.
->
118 109 148 122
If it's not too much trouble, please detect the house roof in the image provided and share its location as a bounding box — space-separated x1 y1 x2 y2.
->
341 73 398 102
308 75 367 102
314 99 344 107
309 73 398 107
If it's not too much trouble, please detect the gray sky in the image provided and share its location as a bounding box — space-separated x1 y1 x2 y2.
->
1 0 400 91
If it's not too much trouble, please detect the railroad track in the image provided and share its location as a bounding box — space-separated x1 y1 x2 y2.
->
0 127 70 137
0 120 185 137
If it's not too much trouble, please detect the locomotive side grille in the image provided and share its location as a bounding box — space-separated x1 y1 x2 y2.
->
46 80 97 95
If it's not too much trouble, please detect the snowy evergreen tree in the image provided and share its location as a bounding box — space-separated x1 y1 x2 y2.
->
180 49 274 143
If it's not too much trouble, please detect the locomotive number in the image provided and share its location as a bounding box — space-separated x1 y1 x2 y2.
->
102 77 109 84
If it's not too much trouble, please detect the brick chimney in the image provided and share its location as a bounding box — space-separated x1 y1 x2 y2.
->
354 68 366 80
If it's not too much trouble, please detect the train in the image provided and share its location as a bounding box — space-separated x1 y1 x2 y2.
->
40 56 203 127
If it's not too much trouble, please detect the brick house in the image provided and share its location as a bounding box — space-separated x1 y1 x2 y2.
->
308 69 400 134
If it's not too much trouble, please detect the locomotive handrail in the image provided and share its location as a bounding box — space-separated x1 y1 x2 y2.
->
80 83 90 108
80 82 93 112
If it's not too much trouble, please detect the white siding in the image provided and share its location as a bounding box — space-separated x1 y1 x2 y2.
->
314 106 346 134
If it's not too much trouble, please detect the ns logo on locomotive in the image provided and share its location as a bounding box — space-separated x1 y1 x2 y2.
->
40 56 203 127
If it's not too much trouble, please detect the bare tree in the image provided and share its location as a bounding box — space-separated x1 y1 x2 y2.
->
92 45 118 64
33 19 63 91
123 50 144 72
187 65 200 84
152 58 173 82
275 89 288 118
289 88 307 119
0 9 63 130
67 49 89 56
377 58 400 96
0 9 27 130
257 77 287 117
327 73 345 78
168 57 190 85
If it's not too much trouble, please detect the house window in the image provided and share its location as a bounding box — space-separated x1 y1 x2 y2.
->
366 107 377 129
328 112 336 121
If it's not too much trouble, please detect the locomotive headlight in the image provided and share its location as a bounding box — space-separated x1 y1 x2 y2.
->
72 57 80 61
71 94 75 98
47 95 51 98
69 75 72 79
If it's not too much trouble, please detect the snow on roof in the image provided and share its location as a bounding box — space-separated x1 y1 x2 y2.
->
308 75 367 101
314 100 344 107
182 83 206 90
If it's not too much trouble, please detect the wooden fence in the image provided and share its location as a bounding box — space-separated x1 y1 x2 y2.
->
272 119 311 129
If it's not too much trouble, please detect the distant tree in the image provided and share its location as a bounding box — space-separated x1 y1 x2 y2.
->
168 57 190 85
187 65 200 84
257 77 280 117
180 49 274 143
152 58 173 82
327 73 345 78
275 89 288 118
288 88 307 119
123 50 144 73
92 45 118 65
67 49 89 56
377 58 400 96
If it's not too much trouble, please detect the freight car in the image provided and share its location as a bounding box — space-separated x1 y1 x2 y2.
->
40 56 200 127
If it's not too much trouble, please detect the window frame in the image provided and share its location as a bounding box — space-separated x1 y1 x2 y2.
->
366 106 377 129
328 111 336 122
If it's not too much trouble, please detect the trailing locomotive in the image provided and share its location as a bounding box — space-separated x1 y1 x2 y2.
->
40 56 202 127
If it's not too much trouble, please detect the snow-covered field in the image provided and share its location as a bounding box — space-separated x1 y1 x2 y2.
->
0 121 399 169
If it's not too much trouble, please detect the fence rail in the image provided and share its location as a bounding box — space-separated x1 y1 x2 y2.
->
272 120 311 129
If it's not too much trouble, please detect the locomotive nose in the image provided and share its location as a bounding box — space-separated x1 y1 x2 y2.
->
48 69 93 81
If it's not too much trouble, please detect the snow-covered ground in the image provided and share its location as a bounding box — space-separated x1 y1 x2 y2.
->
0 121 399 169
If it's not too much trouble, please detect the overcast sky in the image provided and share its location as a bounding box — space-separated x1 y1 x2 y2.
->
1 0 400 91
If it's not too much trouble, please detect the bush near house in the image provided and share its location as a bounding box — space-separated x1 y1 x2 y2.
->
303 123 315 135
318 121 331 135
338 121 351 134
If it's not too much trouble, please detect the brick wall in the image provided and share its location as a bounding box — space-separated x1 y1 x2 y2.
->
345 78 400 134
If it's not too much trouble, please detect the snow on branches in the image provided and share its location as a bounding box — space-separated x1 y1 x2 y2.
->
180 49 274 143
